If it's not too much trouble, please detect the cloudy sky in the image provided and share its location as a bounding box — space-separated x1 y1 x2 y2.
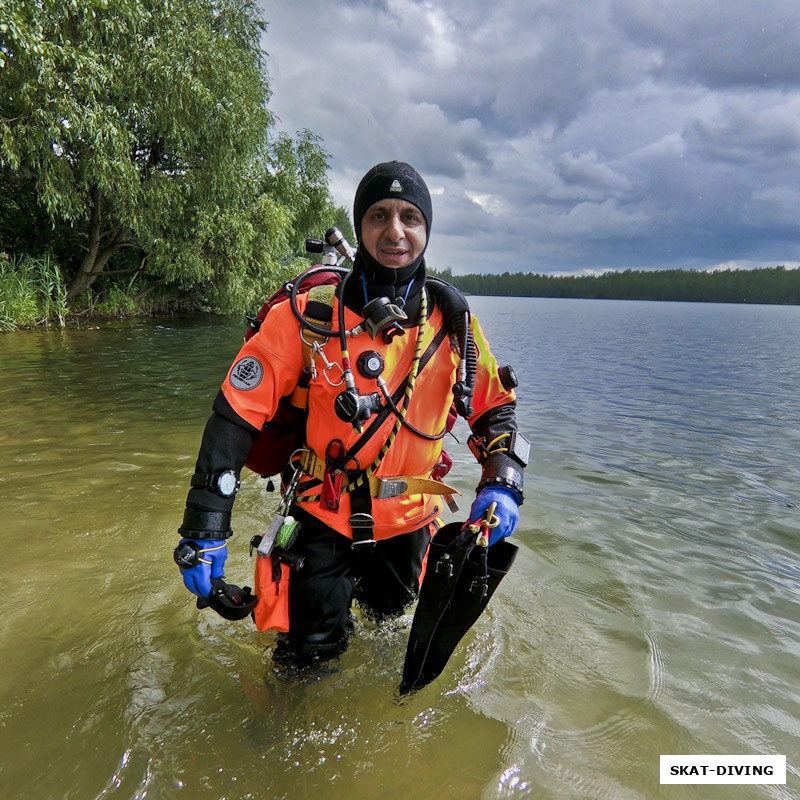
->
259 0 800 276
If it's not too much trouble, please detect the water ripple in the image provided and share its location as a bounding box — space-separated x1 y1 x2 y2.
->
4 305 800 799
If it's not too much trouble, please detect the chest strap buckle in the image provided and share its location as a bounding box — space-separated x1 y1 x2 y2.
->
369 475 461 500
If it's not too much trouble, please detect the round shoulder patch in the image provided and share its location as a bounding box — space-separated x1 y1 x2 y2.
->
229 355 263 391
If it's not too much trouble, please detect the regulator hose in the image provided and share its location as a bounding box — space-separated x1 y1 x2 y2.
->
288 264 351 338
377 377 447 441
452 310 476 418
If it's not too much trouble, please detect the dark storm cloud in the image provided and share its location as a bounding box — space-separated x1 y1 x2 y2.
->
616 0 800 89
259 0 800 274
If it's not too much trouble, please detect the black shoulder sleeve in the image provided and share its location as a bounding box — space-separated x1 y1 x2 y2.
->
470 403 518 441
179 391 260 538
426 277 470 331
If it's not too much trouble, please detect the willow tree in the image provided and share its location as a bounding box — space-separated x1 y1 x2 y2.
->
0 0 314 308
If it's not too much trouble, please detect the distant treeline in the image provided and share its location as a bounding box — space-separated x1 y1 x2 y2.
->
430 266 800 305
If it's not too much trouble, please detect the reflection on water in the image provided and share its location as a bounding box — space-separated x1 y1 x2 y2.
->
1 301 799 799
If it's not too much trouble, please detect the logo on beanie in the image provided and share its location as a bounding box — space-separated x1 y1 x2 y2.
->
390 179 402 192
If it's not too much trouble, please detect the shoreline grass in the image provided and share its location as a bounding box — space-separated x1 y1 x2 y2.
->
0 254 69 331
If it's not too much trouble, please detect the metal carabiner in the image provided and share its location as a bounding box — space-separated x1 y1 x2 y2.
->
309 340 345 387
300 329 326 380
280 455 306 514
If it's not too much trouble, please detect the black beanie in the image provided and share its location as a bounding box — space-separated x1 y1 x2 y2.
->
353 161 433 242
351 161 432 291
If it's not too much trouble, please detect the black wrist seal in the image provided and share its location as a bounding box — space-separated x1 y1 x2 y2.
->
178 508 233 540
477 452 525 504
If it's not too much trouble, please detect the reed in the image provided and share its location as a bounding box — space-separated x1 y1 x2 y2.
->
0 254 69 331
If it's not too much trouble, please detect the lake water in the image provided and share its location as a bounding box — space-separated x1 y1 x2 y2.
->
1 297 798 799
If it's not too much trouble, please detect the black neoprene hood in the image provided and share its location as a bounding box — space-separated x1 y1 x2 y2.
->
351 161 433 289
353 161 433 242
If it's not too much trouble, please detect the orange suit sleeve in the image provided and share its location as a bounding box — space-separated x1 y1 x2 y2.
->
467 314 516 423
220 299 306 430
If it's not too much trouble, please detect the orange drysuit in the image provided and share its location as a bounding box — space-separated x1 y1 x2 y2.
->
221 292 514 541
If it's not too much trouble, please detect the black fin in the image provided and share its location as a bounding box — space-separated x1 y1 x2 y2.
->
400 522 517 691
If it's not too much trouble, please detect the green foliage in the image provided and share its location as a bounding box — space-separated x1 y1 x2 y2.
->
329 204 356 248
0 253 68 330
262 130 338 256
430 266 800 305
0 0 321 310
197 130 339 312
95 284 136 316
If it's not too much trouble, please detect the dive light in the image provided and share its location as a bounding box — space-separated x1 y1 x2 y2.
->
325 227 357 263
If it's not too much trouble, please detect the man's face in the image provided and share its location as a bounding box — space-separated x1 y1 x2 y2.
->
360 199 427 269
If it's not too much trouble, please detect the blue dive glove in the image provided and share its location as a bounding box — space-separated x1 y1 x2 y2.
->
469 486 520 546
173 538 228 598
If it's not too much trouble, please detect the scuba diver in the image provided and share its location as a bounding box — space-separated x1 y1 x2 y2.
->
174 161 529 667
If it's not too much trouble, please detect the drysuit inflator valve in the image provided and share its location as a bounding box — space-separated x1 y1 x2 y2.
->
334 388 383 426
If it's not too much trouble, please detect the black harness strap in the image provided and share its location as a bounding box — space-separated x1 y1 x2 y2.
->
344 322 451 551
348 475 376 550
347 322 451 462
295 322 451 496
